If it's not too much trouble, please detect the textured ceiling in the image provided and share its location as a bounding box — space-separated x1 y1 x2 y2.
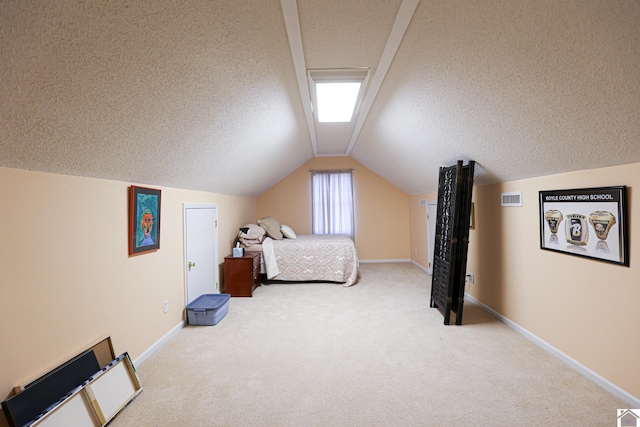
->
1 0 639 196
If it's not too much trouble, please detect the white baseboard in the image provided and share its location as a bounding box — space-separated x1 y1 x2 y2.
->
359 259 411 263
410 260 430 274
465 293 640 408
133 321 185 367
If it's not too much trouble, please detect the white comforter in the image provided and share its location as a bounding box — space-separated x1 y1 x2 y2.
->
262 234 359 286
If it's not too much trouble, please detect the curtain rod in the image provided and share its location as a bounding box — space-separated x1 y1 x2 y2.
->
309 169 354 173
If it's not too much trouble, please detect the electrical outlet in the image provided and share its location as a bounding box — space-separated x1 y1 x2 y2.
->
466 273 474 284
163 300 169 314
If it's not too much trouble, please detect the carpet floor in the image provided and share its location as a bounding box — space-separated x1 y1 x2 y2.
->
110 262 626 426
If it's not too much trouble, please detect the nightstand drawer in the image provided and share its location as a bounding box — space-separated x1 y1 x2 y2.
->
224 252 261 297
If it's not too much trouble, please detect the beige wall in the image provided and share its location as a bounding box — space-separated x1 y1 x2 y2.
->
256 156 411 261
0 167 256 415
465 162 640 400
3 159 638 415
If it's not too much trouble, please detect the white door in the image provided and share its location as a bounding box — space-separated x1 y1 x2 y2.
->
427 201 437 275
184 204 218 305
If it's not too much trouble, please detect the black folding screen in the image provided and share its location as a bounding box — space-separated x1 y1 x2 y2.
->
430 160 475 325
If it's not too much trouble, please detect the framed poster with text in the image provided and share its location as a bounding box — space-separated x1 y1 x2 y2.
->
539 186 628 266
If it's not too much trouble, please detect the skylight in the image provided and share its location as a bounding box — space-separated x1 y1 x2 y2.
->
315 82 362 122
308 68 369 124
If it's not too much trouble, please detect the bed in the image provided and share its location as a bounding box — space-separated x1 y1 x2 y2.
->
238 218 359 287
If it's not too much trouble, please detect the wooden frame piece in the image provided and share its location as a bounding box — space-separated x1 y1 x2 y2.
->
30 353 142 427
2 337 122 427
15 336 115 393
129 185 161 255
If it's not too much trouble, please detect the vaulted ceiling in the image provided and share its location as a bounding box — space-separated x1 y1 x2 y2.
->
2 1 639 197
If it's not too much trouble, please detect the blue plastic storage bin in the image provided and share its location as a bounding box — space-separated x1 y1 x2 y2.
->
186 293 230 325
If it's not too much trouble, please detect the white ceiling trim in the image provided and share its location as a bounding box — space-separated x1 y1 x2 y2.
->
345 0 420 155
281 0 318 155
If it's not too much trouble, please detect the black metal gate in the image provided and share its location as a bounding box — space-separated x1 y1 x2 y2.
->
430 160 475 325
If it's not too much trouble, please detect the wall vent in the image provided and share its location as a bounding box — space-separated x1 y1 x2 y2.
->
501 191 523 207
420 199 427 207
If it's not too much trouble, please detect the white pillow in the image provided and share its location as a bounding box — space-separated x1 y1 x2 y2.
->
280 224 297 239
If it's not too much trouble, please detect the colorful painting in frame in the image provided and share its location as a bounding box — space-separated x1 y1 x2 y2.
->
129 186 161 255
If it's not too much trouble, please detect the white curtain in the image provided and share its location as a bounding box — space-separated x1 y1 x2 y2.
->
312 170 354 239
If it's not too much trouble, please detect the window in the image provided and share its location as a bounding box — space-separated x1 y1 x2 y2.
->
308 68 369 123
315 82 362 122
311 170 355 239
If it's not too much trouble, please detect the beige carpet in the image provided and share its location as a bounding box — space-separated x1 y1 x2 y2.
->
110 263 626 427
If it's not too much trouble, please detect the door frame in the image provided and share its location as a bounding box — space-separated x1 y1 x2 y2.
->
183 203 218 306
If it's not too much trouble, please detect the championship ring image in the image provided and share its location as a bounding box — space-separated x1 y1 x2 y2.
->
565 213 588 246
595 240 610 254
589 211 616 240
544 209 563 234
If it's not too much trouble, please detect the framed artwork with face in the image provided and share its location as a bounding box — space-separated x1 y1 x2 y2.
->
129 186 161 255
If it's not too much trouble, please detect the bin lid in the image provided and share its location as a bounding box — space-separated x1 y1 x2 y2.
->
186 293 230 310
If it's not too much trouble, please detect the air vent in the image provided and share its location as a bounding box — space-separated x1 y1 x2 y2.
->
420 199 427 207
501 191 523 207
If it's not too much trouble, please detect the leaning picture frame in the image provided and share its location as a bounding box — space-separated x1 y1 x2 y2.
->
129 186 161 255
539 186 628 266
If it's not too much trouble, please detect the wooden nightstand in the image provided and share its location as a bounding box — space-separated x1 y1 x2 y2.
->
224 252 261 297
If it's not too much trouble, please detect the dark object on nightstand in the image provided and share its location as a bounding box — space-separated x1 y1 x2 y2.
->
224 252 261 297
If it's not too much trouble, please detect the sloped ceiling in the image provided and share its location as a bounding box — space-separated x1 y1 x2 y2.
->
1 0 639 197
